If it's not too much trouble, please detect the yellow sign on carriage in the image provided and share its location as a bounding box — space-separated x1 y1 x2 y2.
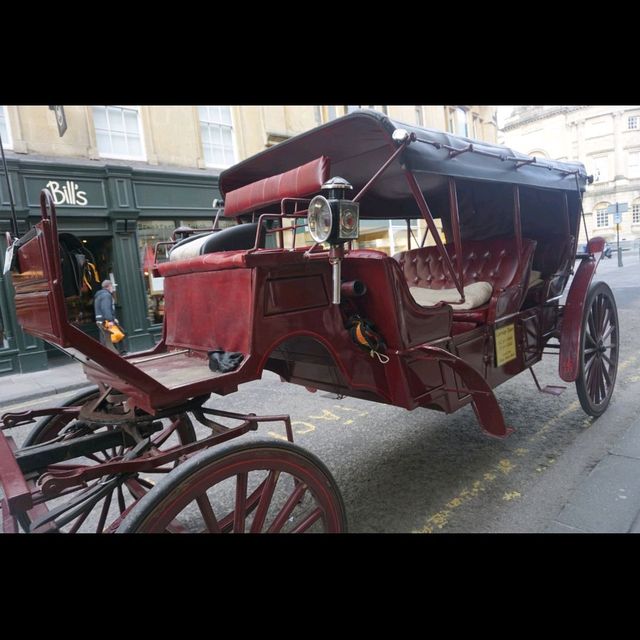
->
495 323 517 367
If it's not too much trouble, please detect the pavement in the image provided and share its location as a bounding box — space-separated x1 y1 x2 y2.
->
1 250 639 533
0 356 92 409
545 418 640 533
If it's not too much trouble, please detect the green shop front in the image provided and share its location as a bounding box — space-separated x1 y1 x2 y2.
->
0 156 221 375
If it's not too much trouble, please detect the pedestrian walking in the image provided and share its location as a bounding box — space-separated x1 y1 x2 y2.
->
93 280 125 353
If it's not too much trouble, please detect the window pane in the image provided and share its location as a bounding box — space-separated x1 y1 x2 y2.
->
212 145 224 166
96 130 111 153
124 109 138 133
221 126 232 147
128 135 142 157
111 132 127 156
219 106 232 125
92 106 108 130
107 107 124 132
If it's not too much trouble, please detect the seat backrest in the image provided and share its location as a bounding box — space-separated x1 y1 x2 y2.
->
199 222 265 254
394 236 537 293
531 234 574 278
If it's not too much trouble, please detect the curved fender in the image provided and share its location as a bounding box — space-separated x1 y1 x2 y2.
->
410 345 512 438
559 237 605 382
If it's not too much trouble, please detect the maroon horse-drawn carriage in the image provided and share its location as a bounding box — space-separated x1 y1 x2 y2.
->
0 110 618 533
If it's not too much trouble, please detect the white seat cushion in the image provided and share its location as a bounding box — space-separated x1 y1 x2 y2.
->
409 281 493 310
169 235 211 261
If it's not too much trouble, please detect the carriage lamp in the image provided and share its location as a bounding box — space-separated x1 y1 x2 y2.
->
307 177 360 305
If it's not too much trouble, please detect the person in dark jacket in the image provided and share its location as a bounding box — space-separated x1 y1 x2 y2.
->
94 280 122 353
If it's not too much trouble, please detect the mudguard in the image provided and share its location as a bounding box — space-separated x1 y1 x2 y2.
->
559 237 605 382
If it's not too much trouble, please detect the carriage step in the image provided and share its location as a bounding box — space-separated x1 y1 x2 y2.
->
540 385 566 396
529 368 566 395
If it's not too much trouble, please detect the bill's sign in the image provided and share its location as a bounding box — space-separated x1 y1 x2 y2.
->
46 180 88 206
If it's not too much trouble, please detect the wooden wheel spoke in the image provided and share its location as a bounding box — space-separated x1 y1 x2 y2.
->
195 494 221 533
233 472 248 533
585 330 598 347
250 470 281 533
602 353 614 368
599 303 610 335
68 502 94 534
290 507 323 533
592 297 602 334
601 361 612 389
95 488 115 533
584 352 598 374
587 310 598 342
116 483 127 514
587 357 599 399
267 482 308 533
126 477 152 498
601 324 614 342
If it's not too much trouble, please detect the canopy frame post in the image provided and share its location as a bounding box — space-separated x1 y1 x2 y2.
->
513 185 523 275
404 169 464 298
448 177 465 303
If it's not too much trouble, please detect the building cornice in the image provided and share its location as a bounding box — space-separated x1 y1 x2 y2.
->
502 106 586 131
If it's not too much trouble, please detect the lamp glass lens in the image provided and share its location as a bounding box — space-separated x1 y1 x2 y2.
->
308 196 332 243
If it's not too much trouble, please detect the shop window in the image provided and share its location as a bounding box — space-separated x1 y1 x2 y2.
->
199 106 236 168
138 220 176 325
0 106 12 148
61 235 114 327
92 106 145 160
352 219 421 255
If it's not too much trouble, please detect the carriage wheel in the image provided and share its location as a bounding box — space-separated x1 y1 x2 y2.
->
116 440 347 533
575 281 619 417
18 390 196 533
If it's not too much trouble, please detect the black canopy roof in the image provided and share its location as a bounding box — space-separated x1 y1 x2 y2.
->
219 110 587 220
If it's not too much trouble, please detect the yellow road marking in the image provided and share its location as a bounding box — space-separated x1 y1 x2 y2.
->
308 409 341 421
292 421 316 435
503 491 521 501
268 431 288 441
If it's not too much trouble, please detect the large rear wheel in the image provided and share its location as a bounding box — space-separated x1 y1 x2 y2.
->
117 440 347 533
575 281 619 417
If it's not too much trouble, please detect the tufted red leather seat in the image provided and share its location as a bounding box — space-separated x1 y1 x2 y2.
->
393 236 537 324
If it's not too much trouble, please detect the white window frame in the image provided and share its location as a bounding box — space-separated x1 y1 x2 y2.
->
595 209 609 228
0 106 13 149
632 203 640 224
628 116 639 130
628 150 640 179
92 106 146 161
199 106 237 169
448 107 468 137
